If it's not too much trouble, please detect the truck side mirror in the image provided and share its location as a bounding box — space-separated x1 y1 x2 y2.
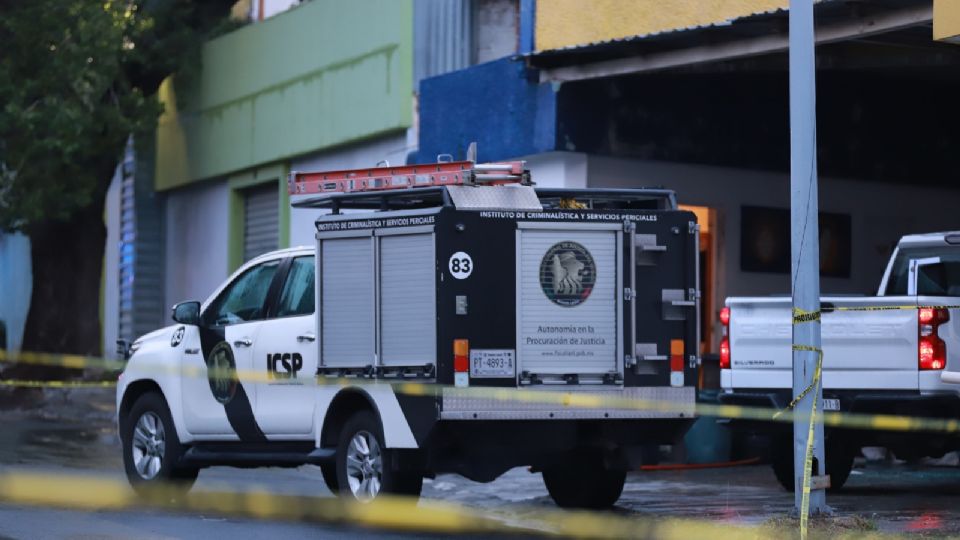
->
172 301 201 325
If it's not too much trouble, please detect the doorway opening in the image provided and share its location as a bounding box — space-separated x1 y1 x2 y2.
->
679 205 717 355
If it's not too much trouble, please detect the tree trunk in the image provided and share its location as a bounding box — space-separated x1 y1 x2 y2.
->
16 165 112 377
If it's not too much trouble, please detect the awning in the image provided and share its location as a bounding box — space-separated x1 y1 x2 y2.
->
528 0 934 83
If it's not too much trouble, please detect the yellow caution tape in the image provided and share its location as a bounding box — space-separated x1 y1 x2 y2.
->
0 379 116 388
823 304 960 312
6 343 960 436
0 350 124 371
0 469 775 539
796 343 824 540
792 307 821 324
787 308 827 540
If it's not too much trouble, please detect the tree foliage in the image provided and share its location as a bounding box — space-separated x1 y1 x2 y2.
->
0 0 237 231
0 0 236 366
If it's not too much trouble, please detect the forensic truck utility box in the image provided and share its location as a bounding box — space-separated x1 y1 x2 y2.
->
115 158 700 509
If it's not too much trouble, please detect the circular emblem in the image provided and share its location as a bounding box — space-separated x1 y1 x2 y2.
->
206 342 238 404
539 242 596 307
170 326 185 348
448 251 473 279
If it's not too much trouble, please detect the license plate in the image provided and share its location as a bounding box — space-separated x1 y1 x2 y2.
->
470 349 515 378
822 398 840 411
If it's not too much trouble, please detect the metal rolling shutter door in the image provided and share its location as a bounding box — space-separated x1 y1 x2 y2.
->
321 237 375 367
380 233 436 366
518 229 618 375
243 185 278 262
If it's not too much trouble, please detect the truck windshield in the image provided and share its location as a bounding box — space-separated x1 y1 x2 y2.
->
885 246 960 296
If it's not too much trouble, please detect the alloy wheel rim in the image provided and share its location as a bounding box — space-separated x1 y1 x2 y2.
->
131 411 165 480
345 430 382 501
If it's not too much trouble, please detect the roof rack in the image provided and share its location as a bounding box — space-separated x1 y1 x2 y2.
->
290 185 677 212
536 188 677 210
287 155 677 212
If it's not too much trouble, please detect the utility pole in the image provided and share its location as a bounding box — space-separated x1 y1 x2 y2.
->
789 0 827 518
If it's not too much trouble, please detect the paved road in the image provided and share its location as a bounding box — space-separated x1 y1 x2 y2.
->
3 388 960 537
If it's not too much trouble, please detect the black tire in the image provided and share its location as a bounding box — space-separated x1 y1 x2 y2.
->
320 463 339 492
542 454 626 509
335 411 422 501
121 392 198 498
770 435 855 492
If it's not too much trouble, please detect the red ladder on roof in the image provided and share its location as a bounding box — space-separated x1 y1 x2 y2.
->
288 160 529 196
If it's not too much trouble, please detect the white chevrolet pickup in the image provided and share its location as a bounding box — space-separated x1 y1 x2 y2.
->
720 231 960 491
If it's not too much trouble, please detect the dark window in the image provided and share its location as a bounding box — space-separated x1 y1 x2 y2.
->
885 247 960 296
276 256 315 317
205 260 280 325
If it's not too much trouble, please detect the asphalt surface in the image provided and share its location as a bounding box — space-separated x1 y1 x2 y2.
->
3 388 960 538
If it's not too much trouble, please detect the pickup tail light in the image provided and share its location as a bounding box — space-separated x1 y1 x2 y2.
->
919 308 949 371
720 337 730 369
719 306 731 369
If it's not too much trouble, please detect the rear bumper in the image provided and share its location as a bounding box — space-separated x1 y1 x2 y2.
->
440 386 695 420
718 389 960 429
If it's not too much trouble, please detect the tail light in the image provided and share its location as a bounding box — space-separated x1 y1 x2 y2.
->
454 339 470 387
919 308 949 370
670 339 684 387
719 306 731 369
720 337 731 369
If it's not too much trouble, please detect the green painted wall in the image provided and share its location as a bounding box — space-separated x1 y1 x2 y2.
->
156 0 413 191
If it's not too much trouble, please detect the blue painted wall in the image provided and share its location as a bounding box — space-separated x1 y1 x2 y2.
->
519 0 536 54
415 57 558 164
0 233 32 351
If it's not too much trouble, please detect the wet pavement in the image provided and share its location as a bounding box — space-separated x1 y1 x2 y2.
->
3 388 960 537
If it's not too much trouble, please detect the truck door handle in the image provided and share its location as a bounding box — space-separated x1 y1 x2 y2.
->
233 338 253 348
670 300 696 307
297 333 316 342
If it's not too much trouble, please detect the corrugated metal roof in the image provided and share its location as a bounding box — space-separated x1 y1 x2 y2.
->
529 1 837 57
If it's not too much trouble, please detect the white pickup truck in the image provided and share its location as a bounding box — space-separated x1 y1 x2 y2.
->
720 231 960 491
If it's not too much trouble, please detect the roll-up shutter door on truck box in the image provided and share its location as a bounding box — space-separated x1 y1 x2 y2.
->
518 227 620 377
321 235 374 367
379 232 436 366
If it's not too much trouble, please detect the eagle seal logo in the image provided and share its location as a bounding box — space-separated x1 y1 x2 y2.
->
539 241 596 307
170 326 185 348
207 341 238 404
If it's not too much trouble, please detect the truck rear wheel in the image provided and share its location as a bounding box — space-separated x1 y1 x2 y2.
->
335 411 422 502
770 435 854 492
121 392 198 499
542 454 626 509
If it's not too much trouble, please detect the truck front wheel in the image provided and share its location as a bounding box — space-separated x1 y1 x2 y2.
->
121 392 198 498
335 411 422 502
542 454 626 509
